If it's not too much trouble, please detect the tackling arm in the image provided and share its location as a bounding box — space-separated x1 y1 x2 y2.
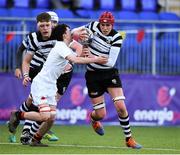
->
66 54 108 65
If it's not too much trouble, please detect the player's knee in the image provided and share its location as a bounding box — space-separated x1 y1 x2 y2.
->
113 96 126 103
50 110 57 121
93 102 105 110
39 104 51 121
113 96 128 116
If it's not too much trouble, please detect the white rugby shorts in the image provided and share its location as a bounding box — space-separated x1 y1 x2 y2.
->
30 80 57 106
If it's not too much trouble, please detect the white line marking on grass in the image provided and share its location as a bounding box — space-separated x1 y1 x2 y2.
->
53 144 180 152
1 142 180 153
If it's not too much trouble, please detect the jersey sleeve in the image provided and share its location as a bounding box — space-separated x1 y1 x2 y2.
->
22 34 29 48
106 32 124 67
56 42 74 58
26 33 38 55
15 43 26 69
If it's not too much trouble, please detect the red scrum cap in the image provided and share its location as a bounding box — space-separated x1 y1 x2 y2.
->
99 11 115 25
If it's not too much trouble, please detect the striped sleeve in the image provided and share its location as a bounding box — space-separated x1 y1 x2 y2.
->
111 31 123 47
26 32 38 55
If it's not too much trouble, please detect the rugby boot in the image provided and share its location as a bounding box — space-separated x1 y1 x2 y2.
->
20 130 32 145
8 133 16 143
91 120 104 136
8 111 20 134
43 131 59 141
126 137 142 149
30 138 48 147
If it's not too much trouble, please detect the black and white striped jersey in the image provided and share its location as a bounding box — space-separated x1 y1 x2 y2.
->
24 31 56 69
22 34 29 49
85 21 123 71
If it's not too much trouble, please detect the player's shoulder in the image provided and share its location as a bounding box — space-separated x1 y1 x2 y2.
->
23 31 36 44
110 29 123 39
92 21 98 25
54 41 66 49
87 21 98 28
53 41 71 56
111 29 119 35
55 41 64 45
27 31 38 37
87 21 100 33
25 31 39 42
91 21 99 27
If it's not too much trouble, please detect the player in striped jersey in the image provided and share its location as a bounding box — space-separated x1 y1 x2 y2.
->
10 12 63 144
72 11 142 149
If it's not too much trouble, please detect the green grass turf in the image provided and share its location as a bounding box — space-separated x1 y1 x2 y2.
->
0 124 180 154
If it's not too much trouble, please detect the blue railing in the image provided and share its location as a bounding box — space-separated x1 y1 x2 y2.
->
0 17 180 75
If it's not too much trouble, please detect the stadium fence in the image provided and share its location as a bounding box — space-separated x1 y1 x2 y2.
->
0 17 180 75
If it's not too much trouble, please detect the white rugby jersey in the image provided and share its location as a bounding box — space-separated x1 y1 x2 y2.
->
24 31 56 69
31 41 74 97
85 21 123 71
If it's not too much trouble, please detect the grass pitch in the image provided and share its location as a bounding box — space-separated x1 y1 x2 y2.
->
0 124 180 154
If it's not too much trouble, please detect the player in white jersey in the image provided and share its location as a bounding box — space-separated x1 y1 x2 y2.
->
72 11 142 149
8 24 108 146
10 11 84 145
9 11 60 144
11 11 60 144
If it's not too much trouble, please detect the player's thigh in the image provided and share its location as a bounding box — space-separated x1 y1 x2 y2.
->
85 72 105 98
107 87 125 99
90 95 105 105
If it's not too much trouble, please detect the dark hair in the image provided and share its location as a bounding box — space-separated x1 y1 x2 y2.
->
51 24 70 41
36 12 51 23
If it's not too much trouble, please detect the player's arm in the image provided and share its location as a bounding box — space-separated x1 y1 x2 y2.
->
69 40 83 56
22 52 33 86
14 43 26 79
71 25 93 57
105 46 121 67
105 34 123 67
66 53 108 65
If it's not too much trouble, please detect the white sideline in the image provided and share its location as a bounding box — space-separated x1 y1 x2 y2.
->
0 142 180 153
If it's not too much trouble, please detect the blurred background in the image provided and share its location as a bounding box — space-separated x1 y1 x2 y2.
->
0 0 180 127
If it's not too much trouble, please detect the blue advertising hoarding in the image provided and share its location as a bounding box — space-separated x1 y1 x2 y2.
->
0 73 180 126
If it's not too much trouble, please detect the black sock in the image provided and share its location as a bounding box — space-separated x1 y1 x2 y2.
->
118 115 132 141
